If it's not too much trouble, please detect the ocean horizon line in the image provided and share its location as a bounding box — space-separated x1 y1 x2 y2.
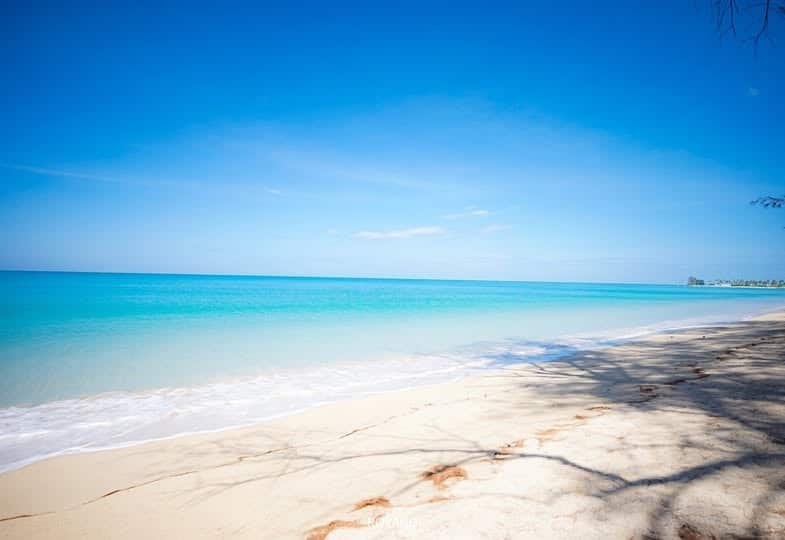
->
0 268 684 287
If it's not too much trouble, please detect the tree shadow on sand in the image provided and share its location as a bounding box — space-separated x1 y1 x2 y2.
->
480 320 785 538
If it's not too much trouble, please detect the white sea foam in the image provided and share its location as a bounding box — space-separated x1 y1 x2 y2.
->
0 307 778 473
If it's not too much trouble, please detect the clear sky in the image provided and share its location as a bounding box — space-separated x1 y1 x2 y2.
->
1 1 783 283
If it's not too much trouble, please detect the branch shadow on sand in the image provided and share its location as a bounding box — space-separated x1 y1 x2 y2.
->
478 319 785 538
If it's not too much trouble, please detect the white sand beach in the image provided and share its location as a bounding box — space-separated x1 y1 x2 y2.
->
1 312 784 539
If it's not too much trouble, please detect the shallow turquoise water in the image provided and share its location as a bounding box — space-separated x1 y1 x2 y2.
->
2 271 785 407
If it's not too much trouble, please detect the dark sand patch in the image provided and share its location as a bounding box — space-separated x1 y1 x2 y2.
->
677 522 716 540
306 519 363 540
421 465 467 489
352 497 390 511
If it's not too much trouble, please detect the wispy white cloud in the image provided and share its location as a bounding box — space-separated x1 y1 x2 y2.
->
4 164 123 183
442 208 492 220
4 163 284 196
482 224 512 233
353 226 446 240
748 87 760 97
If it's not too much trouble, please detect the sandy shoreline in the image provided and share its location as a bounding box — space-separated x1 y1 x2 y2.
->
2 312 785 539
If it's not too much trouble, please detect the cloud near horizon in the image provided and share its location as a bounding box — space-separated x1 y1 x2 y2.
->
353 226 447 240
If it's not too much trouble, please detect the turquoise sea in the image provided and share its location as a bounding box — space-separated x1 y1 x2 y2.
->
1 270 784 472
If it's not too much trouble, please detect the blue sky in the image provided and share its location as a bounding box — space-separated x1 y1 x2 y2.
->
1 1 783 283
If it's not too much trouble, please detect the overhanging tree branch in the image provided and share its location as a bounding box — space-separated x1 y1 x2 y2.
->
712 0 784 45
751 196 785 208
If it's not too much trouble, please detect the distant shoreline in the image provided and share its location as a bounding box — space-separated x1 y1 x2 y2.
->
690 284 785 290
